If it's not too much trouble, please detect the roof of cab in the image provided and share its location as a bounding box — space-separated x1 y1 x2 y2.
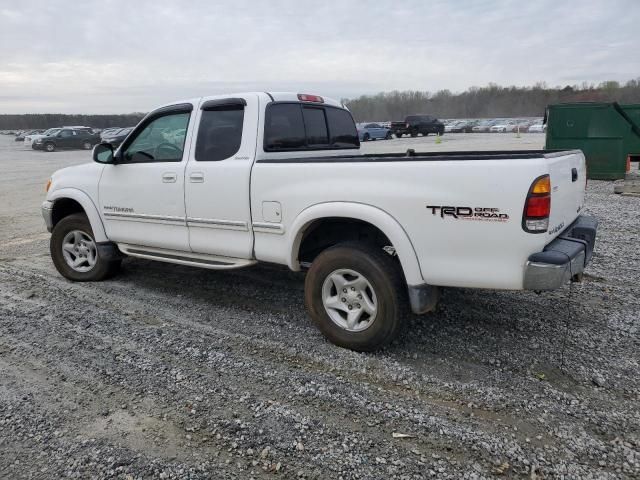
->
153 92 345 112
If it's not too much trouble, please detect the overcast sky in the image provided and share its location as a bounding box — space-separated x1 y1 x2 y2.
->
0 0 638 113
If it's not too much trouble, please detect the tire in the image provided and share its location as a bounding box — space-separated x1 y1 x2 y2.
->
395 132 402 138
44 142 55 152
50 213 120 282
385 131 392 140
305 242 406 352
363 133 370 142
82 141 92 150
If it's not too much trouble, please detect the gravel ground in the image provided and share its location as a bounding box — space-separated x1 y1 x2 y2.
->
0 134 638 479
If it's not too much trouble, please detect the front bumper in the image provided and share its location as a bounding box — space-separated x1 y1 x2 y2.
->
523 215 598 290
42 200 54 232
32 142 45 150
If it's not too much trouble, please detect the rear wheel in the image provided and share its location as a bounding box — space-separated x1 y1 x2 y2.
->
385 131 392 140
305 242 405 351
82 141 92 150
363 133 370 142
50 213 120 282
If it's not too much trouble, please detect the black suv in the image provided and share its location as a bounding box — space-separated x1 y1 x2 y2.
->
391 115 445 138
33 127 100 152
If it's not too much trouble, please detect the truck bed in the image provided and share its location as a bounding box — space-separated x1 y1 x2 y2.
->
252 148 586 289
257 149 579 163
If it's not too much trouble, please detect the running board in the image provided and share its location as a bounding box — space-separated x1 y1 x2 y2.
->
117 244 256 270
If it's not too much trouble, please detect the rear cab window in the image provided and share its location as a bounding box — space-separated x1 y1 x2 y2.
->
264 103 359 152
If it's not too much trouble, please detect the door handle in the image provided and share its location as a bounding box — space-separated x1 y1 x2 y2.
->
162 172 177 183
189 172 205 183
571 168 578 182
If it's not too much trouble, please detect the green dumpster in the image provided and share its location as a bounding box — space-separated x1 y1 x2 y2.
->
620 104 640 155
545 102 640 180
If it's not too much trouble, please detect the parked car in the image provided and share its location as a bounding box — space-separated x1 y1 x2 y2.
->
16 129 44 141
490 120 518 133
472 119 499 132
25 128 61 148
446 120 476 133
357 123 392 141
528 122 547 133
42 91 597 352
391 115 445 138
33 127 100 152
100 127 134 147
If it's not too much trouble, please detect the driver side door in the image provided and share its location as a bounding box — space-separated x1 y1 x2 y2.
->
98 104 195 251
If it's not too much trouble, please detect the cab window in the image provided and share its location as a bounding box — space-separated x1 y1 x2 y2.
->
123 112 190 163
195 106 244 161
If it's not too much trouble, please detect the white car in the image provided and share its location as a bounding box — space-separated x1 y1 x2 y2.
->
490 121 517 133
528 123 547 133
42 92 597 351
25 128 61 149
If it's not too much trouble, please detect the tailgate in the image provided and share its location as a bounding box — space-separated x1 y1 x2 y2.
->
545 151 586 240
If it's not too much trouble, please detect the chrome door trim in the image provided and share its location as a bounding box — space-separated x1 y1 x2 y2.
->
103 211 186 225
252 222 284 234
186 217 249 231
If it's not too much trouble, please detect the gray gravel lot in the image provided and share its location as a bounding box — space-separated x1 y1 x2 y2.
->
0 134 638 479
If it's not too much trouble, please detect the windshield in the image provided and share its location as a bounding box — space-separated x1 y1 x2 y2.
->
45 128 61 135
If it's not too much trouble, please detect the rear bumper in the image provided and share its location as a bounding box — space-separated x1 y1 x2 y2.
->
523 215 598 290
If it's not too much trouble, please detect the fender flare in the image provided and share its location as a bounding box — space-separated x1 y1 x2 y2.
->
288 202 424 286
48 188 108 242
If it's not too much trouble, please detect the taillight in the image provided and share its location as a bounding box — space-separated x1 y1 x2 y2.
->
522 174 551 233
297 94 323 103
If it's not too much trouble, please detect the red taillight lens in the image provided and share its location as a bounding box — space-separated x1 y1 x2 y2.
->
297 94 323 103
525 196 551 217
522 174 551 233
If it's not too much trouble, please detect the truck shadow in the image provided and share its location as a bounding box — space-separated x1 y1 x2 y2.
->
116 257 608 389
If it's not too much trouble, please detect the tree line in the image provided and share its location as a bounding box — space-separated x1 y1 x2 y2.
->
0 113 145 131
344 79 640 122
3 79 640 129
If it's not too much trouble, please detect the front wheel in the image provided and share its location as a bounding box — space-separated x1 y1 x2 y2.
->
305 243 405 351
50 213 120 281
44 142 55 152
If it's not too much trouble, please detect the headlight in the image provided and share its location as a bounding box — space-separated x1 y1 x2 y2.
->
35 138 43 144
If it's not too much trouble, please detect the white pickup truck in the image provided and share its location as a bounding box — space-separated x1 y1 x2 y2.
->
42 92 598 351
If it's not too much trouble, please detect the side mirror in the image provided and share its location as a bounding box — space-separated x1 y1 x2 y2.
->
93 143 115 164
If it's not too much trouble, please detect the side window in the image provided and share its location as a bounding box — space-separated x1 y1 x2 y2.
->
123 112 190 163
60 130 73 138
302 107 328 146
265 104 305 150
195 107 244 161
326 108 359 148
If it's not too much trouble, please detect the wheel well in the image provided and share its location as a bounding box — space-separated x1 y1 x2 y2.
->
298 218 395 265
51 198 85 228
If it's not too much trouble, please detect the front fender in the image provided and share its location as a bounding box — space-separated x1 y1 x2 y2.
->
47 187 108 242
288 202 424 286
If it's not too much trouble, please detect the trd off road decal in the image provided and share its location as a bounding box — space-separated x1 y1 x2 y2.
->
426 205 509 222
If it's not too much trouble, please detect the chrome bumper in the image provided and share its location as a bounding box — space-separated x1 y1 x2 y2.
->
42 200 54 232
523 215 598 291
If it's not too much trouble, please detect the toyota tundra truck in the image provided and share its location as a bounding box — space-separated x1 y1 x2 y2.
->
42 92 597 351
